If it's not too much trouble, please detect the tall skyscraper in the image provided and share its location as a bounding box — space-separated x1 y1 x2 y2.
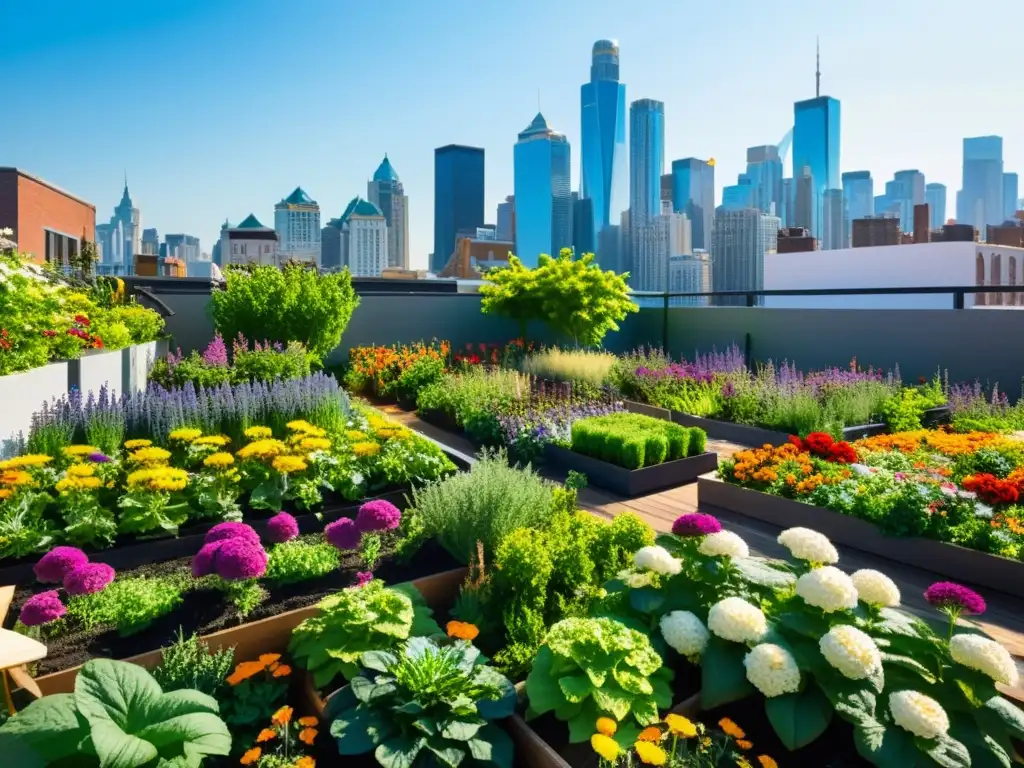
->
367 155 410 270
513 112 572 268
671 158 715 250
925 183 947 229
337 197 388 277
842 171 874 241
745 145 783 215
710 208 780 307
572 196 595 256
884 170 926 232
162 234 201 263
95 178 142 275
821 189 845 250
1004 173 1019 220
632 200 691 296
141 228 159 256
791 42 840 237
660 174 673 204
779 178 796 227
668 250 710 307
581 39 627 263
722 176 754 210
274 187 321 265
794 166 817 234
496 196 515 243
432 145 484 273
957 136 1003 238
628 99 665 226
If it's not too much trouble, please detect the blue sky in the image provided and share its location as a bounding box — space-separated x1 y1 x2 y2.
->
2 0 1021 268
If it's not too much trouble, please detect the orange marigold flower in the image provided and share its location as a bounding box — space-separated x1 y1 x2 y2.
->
271 705 293 725
227 660 266 686
718 718 745 740
758 757 779 768
737 739 754 750
446 620 480 641
595 717 617 736
256 728 276 743
638 726 662 742
296 757 316 768
259 653 281 666
272 664 292 677
240 747 261 765
299 727 318 745
298 716 318 727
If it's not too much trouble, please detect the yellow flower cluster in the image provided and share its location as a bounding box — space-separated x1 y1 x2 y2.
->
352 441 381 458
1 470 35 488
287 420 326 438
127 466 189 493
129 446 172 465
346 430 368 441
194 435 230 448
244 426 273 440
855 430 1014 457
56 463 103 493
169 427 203 443
63 445 99 458
237 439 288 460
0 454 52 470
272 455 308 474
298 436 331 452
375 425 411 441
204 452 235 469
124 439 153 450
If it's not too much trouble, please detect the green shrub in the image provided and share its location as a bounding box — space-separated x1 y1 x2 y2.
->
108 302 165 344
570 412 707 469
151 627 235 697
210 264 359 362
66 573 185 635
232 341 311 382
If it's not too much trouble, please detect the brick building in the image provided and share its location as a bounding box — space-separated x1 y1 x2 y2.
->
0 168 95 266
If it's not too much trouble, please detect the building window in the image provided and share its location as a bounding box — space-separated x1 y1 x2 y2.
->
43 229 79 269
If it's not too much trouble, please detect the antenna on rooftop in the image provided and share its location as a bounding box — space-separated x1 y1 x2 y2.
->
815 36 821 98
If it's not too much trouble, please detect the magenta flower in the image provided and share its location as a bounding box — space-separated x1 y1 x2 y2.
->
265 512 299 544
63 563 116 596
34 547 89 584
924 582 987 616
192 541 222 578
213 537 268 581
87 452 112 463
202 332 229 367
205 522 260 546
355 500 401 533
19 590 66 626
325 518 362 551
672 513 722 537
354 571 374 587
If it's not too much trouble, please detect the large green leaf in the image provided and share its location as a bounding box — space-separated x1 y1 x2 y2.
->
361 650 399 673
88 721 158 768
474 667 516 721
0 694 90 765
733 557 796 588
524 646 562 716
629 696 659 727
700 637 755 709
440 718 484 741
950 718 1012 768
628 587 665 615
467 724 514 768
591 686 634 720
425 737 466 767
612 667 653 696
332 707 396 754
558 674 592 703
75 659 162 731
854 721 920 767
375 735 426 768
981 696 1024 740
880 652 936 684
765 685 833 750
922 734 972 768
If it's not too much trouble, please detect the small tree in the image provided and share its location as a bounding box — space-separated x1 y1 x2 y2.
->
478 255 542 341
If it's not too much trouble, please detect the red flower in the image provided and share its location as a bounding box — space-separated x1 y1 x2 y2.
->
490 349 498 363
478 343 487 353
962 474 1020 506
42 330 56 338
788 435 806 452
467 354 481 365
74 315 90 326
826 442 857 464
804 432 835 454
91 336 104 349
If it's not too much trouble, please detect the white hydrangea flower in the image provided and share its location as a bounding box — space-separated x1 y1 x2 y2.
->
633 545 682 575
888 691 950 739
743 643 801 697
698 530 750 559
950 634 1019 686
819 625 882 680
851 569 901 607
707 596 767 644
777 527 839 564
660 611 710 656
796 566 858 613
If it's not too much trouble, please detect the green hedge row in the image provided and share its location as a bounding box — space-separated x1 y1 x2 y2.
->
569 412 708 470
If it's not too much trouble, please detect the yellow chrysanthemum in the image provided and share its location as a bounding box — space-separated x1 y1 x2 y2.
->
66 463 96 477
56 475 103 492
590 733 620 761
299 437 331 452
244 426 273 440
272 455 308 474
129 446 172 465
63 445 99 457
1 470 34 487
204 452 235 469
126 467 189 493
124 439 152 449
634 741 667 765
194 435 230 448
352 441 381 458
237 439 288 460
286 420 316 433
0 454 52 470
345 430 368 441
169 428 202 443
664 714 697 738
596 717 617 737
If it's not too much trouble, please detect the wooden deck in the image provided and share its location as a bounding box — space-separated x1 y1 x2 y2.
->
383 407 1024 693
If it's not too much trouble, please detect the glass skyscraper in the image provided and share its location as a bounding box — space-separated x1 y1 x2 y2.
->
925 183 946 229
842 171 874 241
745 145 783 215
513 113 572 268
671 158 715 250
721 177 754 211
1004 173 1019 220
710 208 780 307
957 135 1003 238
432 145 484 273
628 99 665 225
885 170 925 232
792 96 841 237
581 39 627 265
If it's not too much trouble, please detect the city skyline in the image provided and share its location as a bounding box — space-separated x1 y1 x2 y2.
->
3 0 1023 269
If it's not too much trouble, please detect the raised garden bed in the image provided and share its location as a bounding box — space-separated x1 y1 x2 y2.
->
698 473 1024 599
545 443 718 497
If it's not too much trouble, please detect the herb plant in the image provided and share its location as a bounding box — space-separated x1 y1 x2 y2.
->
66 573 185 635
328 637 516 768
264 538 340 584
151 627 235 697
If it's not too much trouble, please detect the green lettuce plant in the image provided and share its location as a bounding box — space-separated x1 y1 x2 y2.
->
525 616 673 746
327 637 516 768
0 658 231 767
289 581 442 688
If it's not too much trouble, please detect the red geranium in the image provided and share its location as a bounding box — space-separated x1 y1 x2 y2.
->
42 330 56 338
788 431 856 463
826 442 857 464
804 432 836 454
962 474 1019 506
74 314 90 326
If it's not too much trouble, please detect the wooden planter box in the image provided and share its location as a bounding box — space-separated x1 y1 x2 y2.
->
544 444 718 497
698 473 1024 599
20 567 467 698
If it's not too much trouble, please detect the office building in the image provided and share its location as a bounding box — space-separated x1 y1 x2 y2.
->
572 196 595 256
496 196 515 244
211 221 229 267
987 219 1024 248
95 177 141 275
934 223 977 243
745 145 783 215
710 208 780 306
722 176 754 211
957 136 1004 238
671 158 715 250
633 201 691 295
913 204 930 244
821 189 846 250
162 234 201 263
367 155 409 270
581 39 627 259
1004 173 1020 221
432 145 484 273
794 166 816 234
333 197 389 277
842 171 873 243
513 112 572 268
777 227 817 253
881 170 925 232
0 168 95 268
628 99 665 226
852 216 900 248
220 215 279 266
926 183 946 229
660 174 673 204
141 228 159 256
779 178 796 227
791 44 840 237
273 187 320 266
668 250 710 307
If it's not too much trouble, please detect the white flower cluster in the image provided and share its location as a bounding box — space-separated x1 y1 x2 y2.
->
698 530 750 559
0 227 13 237
950 634 1019 686
819 625 882 680
796 566 858 613
707 597 767 644
743 643 801 697
888 690 950 739
633 545 682 575
660 611 710 656
777 527 839 564
851 569 901 607
617 569 654 589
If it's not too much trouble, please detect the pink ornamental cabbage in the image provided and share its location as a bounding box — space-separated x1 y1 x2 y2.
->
63 563 116 596
192 541 223 578
205 522 260 546
325 517 362 551
672 513 722 537
34 547 89 584
355 500 401 533
265 512 299 544
213 537 268 581
20 590 66 626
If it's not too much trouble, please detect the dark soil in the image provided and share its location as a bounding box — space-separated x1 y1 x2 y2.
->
6 538 461 676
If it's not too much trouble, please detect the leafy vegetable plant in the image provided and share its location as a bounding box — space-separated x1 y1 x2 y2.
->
327 637 516 768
